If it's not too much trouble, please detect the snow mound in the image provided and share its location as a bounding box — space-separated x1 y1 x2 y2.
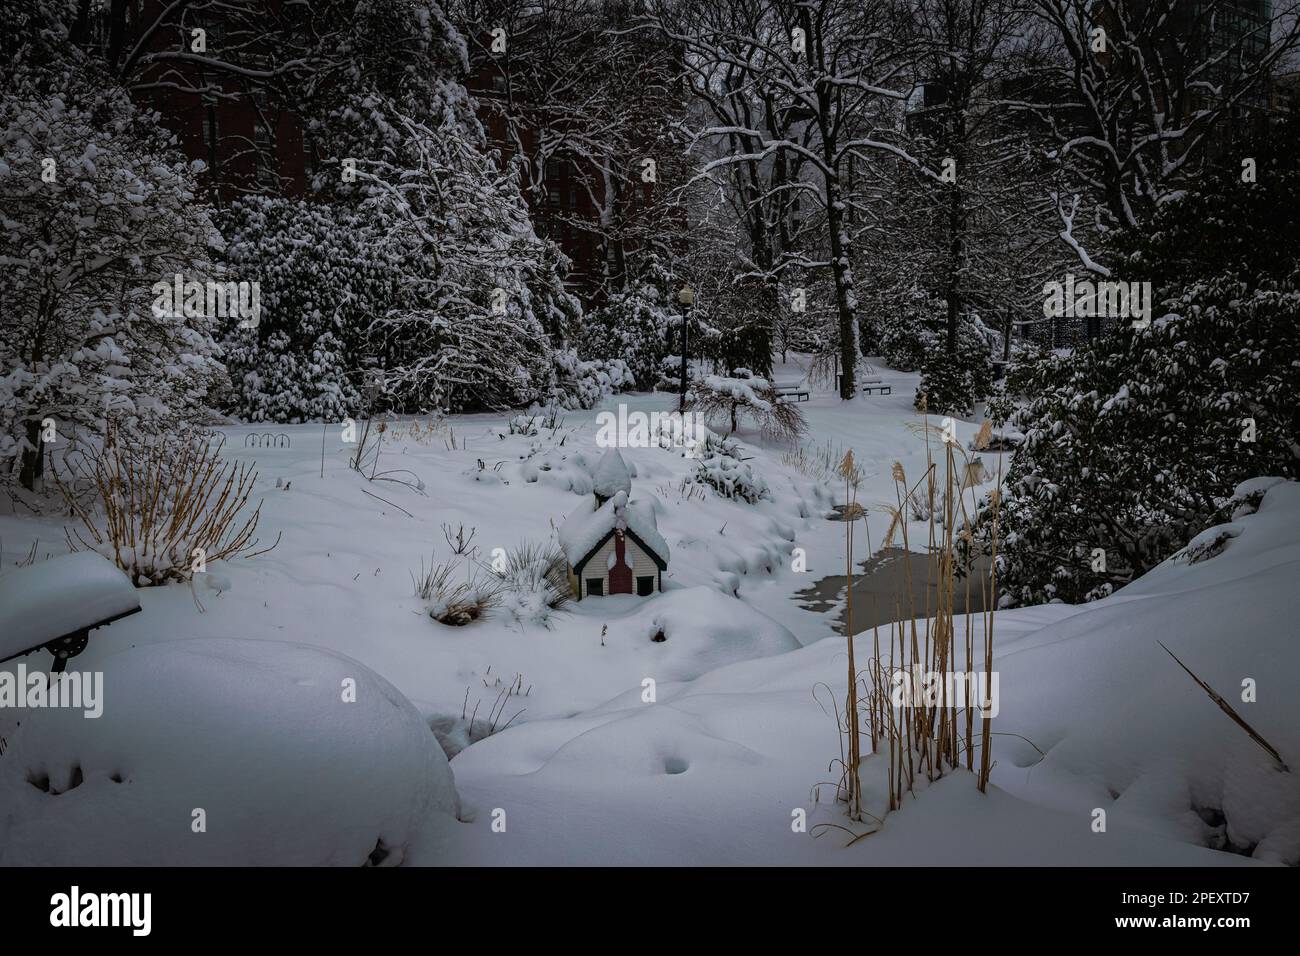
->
592 585 799 682
592 448 632 501
0 639 460 866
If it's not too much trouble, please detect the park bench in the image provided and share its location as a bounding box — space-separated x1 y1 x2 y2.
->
773 381 810 403
859 362 891 395
0 552 141 673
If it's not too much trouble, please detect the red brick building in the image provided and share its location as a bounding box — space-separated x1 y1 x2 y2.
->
89 1 683 303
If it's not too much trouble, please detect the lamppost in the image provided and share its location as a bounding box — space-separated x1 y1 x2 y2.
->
677 284 695 412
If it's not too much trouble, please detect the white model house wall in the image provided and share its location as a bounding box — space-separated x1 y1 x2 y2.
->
576 534 660 598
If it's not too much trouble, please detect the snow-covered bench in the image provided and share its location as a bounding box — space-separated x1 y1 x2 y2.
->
858 362 891 395
773 381 810 403
0 552 140 673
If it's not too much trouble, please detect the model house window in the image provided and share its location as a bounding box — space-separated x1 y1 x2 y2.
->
587 579 604 597
636 576 653 596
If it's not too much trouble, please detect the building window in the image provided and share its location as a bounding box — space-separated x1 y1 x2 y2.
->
586 578 604 597
492 74 507 94
636 576 653 596
202 112 218 146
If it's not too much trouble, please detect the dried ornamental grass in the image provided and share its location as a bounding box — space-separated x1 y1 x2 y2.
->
55 428 275 586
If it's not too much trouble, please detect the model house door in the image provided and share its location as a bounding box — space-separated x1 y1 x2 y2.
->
609 533 633 594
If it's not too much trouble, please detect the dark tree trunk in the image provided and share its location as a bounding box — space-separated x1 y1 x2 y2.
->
945 178 963 353
19 418 44 492
826 178 856 399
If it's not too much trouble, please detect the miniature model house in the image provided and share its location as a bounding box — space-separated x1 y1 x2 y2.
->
559 449 669 600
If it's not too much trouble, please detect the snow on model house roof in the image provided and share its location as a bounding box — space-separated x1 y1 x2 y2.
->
558 490 669 572
592 448 632 501
0 552 140 661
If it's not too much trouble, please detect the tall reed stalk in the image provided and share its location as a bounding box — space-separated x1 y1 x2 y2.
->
822 417 1002 832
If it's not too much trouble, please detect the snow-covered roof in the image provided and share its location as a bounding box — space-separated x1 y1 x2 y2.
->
558 490 669 571
592 448 632 501
0 552 140 661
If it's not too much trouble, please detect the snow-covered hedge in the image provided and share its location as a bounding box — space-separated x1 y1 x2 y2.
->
982 272 1300 606
549 350 635 410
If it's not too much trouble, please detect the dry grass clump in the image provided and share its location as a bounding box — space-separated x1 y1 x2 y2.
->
413 540 572 629
54 427 274 586
495 541 572 613
783 439 854 483
412 556 501 626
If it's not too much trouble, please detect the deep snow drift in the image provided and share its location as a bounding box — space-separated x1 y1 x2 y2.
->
0 639 460 866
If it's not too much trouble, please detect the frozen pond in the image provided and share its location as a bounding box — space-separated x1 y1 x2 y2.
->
795 546 992 635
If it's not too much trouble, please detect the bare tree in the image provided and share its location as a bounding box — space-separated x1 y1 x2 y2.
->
1014 0 1300 275
645 0 926 398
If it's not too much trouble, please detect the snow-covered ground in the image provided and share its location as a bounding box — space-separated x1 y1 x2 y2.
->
436 477 1300 865
3 359 1294 866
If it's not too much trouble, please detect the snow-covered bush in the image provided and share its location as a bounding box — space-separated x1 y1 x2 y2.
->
578 279 673 389
300 4 581 415
0 68 226 490
493 542 572 628
688 369 805 442
915 339 993 416
654 354 691 393
549 350 635 409
691 435 770 503
52 428 270 587
347 113 560 413
216 196 395 423
981 273 1300 606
